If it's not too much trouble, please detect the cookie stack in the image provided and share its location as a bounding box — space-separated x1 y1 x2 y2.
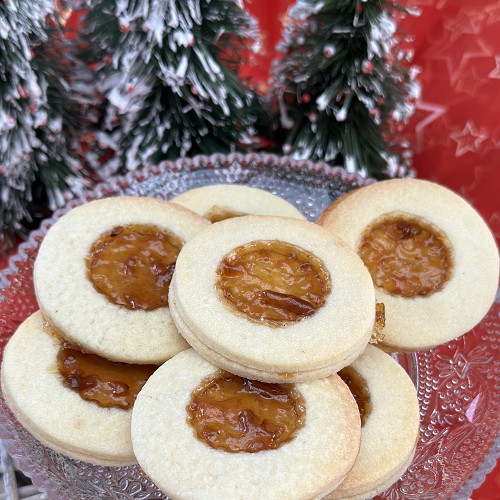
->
132 348 364 500
1 180 498 500
1 196 210 465
169 214 376 383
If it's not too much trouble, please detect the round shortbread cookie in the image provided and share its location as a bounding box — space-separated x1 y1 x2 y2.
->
324 345 419 499
169 284 366 383
0 311 136 466
331 450 416 500
318 179 499 352
34 196 210 364
170 184 306 221
170 215 376 383
131 348 361 500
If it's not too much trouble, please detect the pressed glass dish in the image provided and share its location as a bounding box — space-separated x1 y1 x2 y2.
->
0 153 498 500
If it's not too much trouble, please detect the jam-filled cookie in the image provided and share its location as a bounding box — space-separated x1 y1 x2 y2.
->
131 348 361 500
170 184 306 222
318 179 499 352
34 196 210 364
324 345 420 499
169 215 376 383
1 312 157 465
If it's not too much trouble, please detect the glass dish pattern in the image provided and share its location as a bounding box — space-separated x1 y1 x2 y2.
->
0 153 498 500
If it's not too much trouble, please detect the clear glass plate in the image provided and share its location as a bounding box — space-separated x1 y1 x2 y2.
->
0 153 498 500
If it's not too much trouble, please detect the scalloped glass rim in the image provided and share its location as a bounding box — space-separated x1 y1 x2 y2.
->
0 153 498 500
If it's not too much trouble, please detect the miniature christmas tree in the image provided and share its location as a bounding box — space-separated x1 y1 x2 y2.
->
83 0 267 176
272 0 420 178
0 1 86 251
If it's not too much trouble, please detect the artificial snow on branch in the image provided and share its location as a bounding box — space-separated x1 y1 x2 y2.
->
0 0 87 249
271 0 420 178
83 0 267 177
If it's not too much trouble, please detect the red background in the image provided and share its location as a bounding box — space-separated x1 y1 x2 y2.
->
0 0 498 497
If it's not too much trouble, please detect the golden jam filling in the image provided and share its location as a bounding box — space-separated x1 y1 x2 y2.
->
370 302 386 344
87 224 183 310
358 215 452 298
205 207 246 223
187 372 306 453
57 346 157 410
338 366 372 426
216 240 331 326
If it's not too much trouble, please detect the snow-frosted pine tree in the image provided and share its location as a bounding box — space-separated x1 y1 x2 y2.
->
272 0 420 178
0 1 86 251
84 0 267 176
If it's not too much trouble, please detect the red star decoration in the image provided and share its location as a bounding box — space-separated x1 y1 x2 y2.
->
484 1 500 26
449 121 489 157
413 100 447 153
444 8 485 41
454 65 489 97
429 36 494 85
488 56 500 79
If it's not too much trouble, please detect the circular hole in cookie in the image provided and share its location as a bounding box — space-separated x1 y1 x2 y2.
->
358 213 453 298
186 371 306 453
337 366 372 426
57 344 157 410
87 224 184 310
205 206 246 223
216 240 331 326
